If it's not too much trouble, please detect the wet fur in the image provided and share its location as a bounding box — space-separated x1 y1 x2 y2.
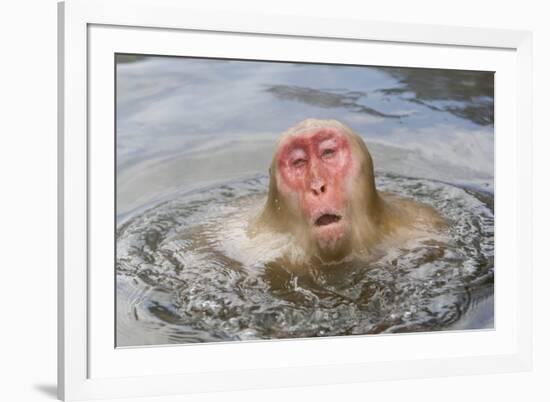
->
250 119 446 265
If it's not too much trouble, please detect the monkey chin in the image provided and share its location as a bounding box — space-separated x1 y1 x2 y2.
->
311 220 352 262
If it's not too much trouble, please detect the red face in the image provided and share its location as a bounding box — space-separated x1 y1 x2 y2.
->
276 128 357 249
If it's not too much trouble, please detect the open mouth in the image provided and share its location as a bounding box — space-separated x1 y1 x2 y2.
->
314 214 342 226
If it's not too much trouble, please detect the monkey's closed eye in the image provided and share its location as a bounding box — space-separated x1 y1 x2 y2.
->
292 158 307 167
322 149 335 157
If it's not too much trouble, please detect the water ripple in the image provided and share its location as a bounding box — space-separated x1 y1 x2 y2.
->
116 174 494 346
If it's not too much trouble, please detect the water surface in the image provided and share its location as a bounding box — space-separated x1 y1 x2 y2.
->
116 55 494 346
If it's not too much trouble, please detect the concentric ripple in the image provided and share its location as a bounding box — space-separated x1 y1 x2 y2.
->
116 174 494 346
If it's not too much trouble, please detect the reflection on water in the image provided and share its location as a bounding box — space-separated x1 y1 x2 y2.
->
264 67 495 126
266 85 405 118
115 55 494 346
377 68 494 126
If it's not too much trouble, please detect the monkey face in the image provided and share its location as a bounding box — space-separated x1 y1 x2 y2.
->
275 127 358 251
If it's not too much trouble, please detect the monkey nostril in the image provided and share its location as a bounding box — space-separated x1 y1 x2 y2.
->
311 182 326 196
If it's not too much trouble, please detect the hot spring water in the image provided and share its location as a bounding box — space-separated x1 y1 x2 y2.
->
116 174 493 345
115 56 494 346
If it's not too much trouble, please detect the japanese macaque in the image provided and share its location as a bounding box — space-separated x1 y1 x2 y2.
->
250 119 446 264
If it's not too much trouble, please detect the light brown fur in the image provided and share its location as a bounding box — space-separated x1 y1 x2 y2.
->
250 119 446 265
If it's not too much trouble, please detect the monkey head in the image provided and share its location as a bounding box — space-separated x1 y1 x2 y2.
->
258 119 380 261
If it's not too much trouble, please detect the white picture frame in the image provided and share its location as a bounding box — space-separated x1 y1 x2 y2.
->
58 0 533 400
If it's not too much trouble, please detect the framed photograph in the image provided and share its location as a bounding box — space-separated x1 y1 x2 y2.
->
58 0 533 400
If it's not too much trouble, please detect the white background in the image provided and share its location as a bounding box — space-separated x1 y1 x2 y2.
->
0 0 547 401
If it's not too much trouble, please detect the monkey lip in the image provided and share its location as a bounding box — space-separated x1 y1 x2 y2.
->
314 213 342 226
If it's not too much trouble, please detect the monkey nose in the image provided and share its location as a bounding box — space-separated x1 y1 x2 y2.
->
310 180 327 196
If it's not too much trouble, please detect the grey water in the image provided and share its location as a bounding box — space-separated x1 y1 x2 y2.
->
115 55 494 346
